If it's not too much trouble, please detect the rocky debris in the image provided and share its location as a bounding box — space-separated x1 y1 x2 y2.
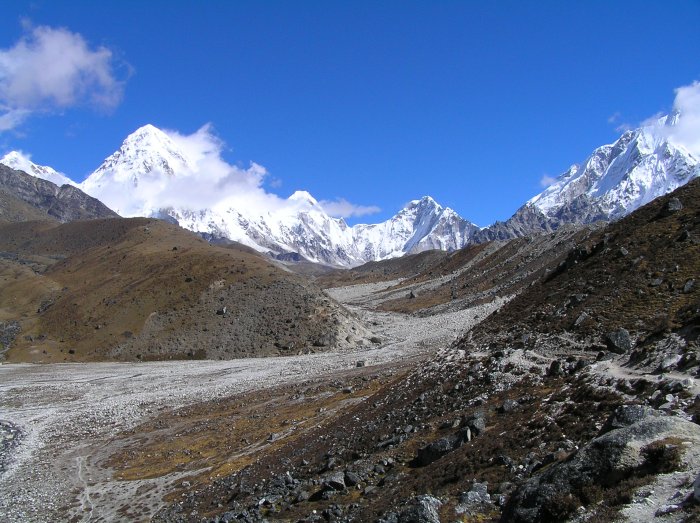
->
0 421 23 474
606 328 632 354
0 321 21 355
503 409 700 523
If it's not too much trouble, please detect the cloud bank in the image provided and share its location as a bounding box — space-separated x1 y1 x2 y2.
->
668 80 700 156
0 23 126 131
319 198 381 218
90 124 379 222
539 174 557 188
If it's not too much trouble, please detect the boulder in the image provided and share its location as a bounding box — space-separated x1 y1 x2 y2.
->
415 436 460 466
503 412 700 523
397 495 442 523
323 471 346 491
606 328 632 353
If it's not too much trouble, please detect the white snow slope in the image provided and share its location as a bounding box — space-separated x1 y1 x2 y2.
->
527 113 699 221
0 151 76 188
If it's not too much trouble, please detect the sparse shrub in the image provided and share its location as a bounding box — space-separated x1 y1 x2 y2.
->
640 438 683 474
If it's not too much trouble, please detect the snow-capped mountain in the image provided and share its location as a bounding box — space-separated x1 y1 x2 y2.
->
78 125 477 266
527 113 697 224
6 113 697 266
0 151 76 187
477 112 699 241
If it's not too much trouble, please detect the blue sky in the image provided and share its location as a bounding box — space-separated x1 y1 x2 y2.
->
0 1 699 226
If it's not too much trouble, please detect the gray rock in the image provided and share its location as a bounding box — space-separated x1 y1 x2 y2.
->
684 279 695 293
665 197 683 214
503 414 700 523
323 471 346 491
600 405 657 434
694 472 700 502
499 399 519 413
415 436 460 466
573 312 590 327
396 495 442 523
460 482 491 504
606 328 632 353
466 413 486 435
344 470 361 487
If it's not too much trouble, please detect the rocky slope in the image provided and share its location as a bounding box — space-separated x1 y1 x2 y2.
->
150 180 700 523
0 217 373 362
0 163 117 223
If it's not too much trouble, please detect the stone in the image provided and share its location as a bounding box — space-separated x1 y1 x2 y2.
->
660 354 682 372
573 312 590 327
344 470 361 487
396 495 442 523
665 197 683 214
499 399 519 413
606 328 632 353
693 472 700 502
600 405 656 434
466 414 486 435
415 436 459 466
324 471 346 491
460 482 491 504
684 279 695 293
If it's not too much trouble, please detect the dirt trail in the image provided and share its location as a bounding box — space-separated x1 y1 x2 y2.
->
0 280 499 522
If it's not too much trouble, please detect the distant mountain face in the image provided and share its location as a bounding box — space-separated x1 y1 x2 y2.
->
477 112 699 241
3 113 697 265
0 163 118 223
77 124 479 266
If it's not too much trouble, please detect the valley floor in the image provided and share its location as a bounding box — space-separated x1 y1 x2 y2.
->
0 280 500 522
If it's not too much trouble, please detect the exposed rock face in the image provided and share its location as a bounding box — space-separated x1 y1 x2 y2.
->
0 164 117 223
503 409 700 523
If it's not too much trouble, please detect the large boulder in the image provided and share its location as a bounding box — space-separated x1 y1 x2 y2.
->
502 409 700 523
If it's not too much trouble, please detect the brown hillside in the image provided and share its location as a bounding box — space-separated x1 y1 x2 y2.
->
0 218 371 363
464 178 700 354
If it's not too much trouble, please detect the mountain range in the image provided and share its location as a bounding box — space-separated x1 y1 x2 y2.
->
1 113 697 266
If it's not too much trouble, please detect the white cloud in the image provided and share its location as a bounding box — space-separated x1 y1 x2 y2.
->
0 23 125 131
607 111 632 133
319 198 381 218
539 174 556 188
668 80 700 156
95 124 378 222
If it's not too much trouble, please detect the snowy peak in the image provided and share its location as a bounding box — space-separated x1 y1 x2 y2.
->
0 151 76 187
526 112 699 224
83 124 191 189
287 190 319 208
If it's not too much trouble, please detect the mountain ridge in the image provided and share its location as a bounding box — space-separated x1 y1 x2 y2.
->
2 114 697 266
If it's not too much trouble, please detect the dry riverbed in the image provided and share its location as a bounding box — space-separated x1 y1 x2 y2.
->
0 281 499 522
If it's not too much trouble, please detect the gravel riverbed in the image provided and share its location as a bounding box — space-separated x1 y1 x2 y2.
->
0 281 497 522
